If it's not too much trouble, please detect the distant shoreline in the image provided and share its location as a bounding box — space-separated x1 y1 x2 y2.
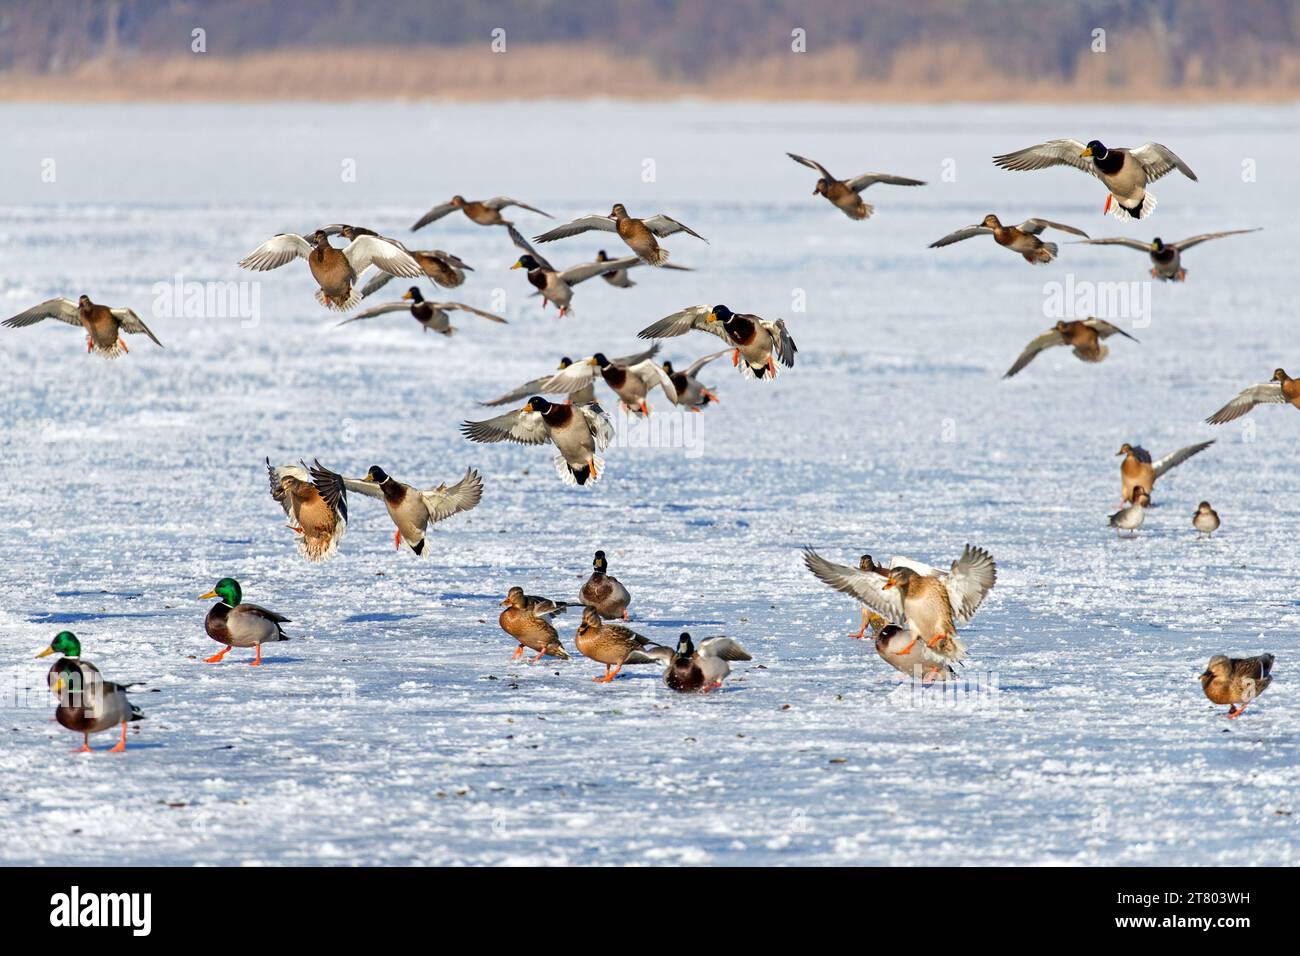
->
2 45 1298 104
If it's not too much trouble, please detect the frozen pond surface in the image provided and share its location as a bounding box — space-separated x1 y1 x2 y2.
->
0 101 1296 865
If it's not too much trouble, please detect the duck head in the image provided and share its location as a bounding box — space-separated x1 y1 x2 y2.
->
661 360 675 374
813 178 830 196
512 255 539 271
364 465 390 484
591 352 610 369
1273 368 1290 383
1150 237 1165 252
501 586 526 608
1116 442 1134 457
451 195 466 207
1200 655 1230 684
596 250 609 262
580 606 602 630
881 566 917 592
1196 501 1213 513
37 630 81 659
707 304 734 325
401 287 424 303
1131 486 1150 506
523 395 553 415
558 357 573 369
609 203 628 218
981 214 1003 229
857 554 876 572
1081 140 1108 160
77 294 93 310
675 632 695 659
592 550 608 573
200 577 242 606
310 229 330 246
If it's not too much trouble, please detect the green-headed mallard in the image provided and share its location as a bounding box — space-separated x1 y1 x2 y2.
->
539 350 677 417
1193 502 1221 537
661 350 728 411
1004 318 1138 378
786 152 925 220
361 250 472 295
1200 653 1274 718
1075 229 1260 281
638 304 796 381
803 545 996 669
1108 487 1149 537
462 397 614 486
411 195 551 231
343 466 483 554
37 631 144 752
335 286 505 336
3 295 163 357
200 578 290 666
993 139 1197 220
580 550 631 619
267 458 348 561
478 347 660 408
575 607 665 682
499 586 570 662
238 228 423 311
1206 369 1300 425
649 632 751 692
533 203 707 267
930 215 1088 264
1116 441 1214 504
508 226 675 317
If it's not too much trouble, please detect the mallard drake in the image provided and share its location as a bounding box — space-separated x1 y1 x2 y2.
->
595 248 691 287
1108 487 1149 537
199 577 290 666
786 152 926 220
929 215 1088 264
1200 654 1274 718
647 632 752 692
462 396 614 486
361 250 471 295
540 351 677 416
507 227 687 316
579 550 631 619
411 195 551 231
876 624 954 682
266 458 349 562
335 287 504 335
238 228 423 311
1116 441 1214 503
499 586 570 662
38 632 143 753
343 466 483 554
1075 229 1260 281
533 203 707 266
3 295 163 357
993 139 1197 220
1193 502 1221 537
478 347 660 408
802 545 996 668
662 350 729 410
1206 369 1300 425
1004 318 1138 378
574 607 665 682
638 304 797 380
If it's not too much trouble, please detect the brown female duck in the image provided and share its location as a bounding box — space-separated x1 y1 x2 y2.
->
574 607 664 682
361 250 472 295
267 458 349 562
1206 369 1300 425
1116 441 1213 504
499 586 570 662
1004 318 1138 377
238 228 423 311
3 295 163 357
930 215 1089 264
786 152 926 220
534 203 707 266
1199 654 1274 718
411 195 551 230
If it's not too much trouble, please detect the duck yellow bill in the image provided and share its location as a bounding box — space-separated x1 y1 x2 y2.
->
401 290 414 300
706 312 717 322
36 646 55 658
510 261 523 270
198 590 218 599
882 579 896 590
522 402 534 413
1080 147 1093 157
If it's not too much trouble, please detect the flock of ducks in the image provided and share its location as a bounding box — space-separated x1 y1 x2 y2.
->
16 133 1287 752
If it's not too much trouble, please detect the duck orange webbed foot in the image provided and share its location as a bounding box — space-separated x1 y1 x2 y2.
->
204 646 231 663
896 639 917 655
511 644 525 661
108 723 127 752
732 349 740 367
394 529 402 550
248 645 263 667
118 338 129 354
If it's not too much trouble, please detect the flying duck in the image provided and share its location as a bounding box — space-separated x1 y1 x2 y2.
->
478 347 660 407
992 139 1197 220
533 203 707 266
266 458 349 562
594 248 691 287
335 287 505 335
1075 229 1260 281
1003 318 1138 378
343 466 483 554
238 228 423 311
361 249 472 295
929 215 1088 264
786 152 926 219
1205 369 1300 425
3 295 163 357
462 396 614 486
661 350 729 410
1116 441 1214 504
638 304 797 380
507 226 645 316
540 351 678 416
411 195 551 231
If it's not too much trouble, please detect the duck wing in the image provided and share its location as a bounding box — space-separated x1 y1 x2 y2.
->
3 296 82 328
1172 228 1260 252
992 139 1096 177
1128 143 1198 182
421 468 484 522
238 234 312 271
928 225 992 248
460 407 553 446
844 172 926 190
1152 441 1214 477
942 545 997 623
534 215 618 243
802 548 906 624
641 215 707 241
1004 329 1066 378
